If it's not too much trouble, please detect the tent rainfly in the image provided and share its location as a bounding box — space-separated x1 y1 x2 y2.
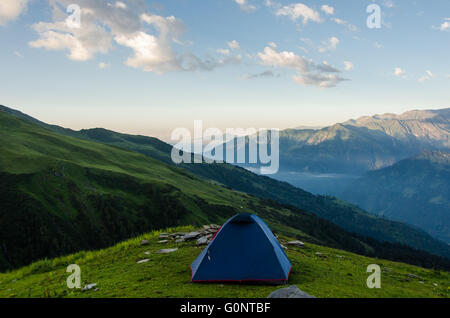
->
190 213 292 283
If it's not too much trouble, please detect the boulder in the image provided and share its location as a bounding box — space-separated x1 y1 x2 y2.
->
156 248 178 254
286 240 305 248
197 236 209 246
170 232 186 238
140 240 150 246
175 238 185 243
82 283 97 291
158 240 169 244
184 231 201 240
268 285 315 298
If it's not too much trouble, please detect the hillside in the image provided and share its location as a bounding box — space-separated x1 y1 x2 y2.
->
1 105 450 263
2 109 395 271
342 151 450 243
278 124 412 174
0 226 448 298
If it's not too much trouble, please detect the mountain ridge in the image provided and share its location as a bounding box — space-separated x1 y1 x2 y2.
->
236 107 450 200
1 104 449 264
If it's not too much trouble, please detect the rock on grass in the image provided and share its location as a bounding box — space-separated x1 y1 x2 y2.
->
268 285 315 298
137 259 150 264
82 283 97 291
156 248 178 254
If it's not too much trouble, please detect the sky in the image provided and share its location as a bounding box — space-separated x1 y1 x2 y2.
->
0 0 449 141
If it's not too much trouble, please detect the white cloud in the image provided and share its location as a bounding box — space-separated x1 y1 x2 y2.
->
29 1 240 73
344 61 354 71
0 0 29 26
320 5 334 15
293 73 347 88
28 0 142 61
257 46 347 88
394 67 406 77
319 36 339 52
115 14 186 73
258 46 309 71
418 70 434 82
227 40 240 49
382 0 395 8
113 1 127 9
268 41 277 48
439 18 450 31
115 31 177 73
234 0 256 12
98 62 110 69
332 18 358 31
29 20 112 61
217 48 230 55
275 3 322 24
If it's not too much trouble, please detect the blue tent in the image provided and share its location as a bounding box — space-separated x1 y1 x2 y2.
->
191 213 292 283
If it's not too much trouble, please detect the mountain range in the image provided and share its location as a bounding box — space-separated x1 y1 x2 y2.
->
234 107 449 243
278 108 449 174
1 104 449 272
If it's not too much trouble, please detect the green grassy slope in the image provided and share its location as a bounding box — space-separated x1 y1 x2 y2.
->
1 226 448 298
43 123 450 259
0 110 385 270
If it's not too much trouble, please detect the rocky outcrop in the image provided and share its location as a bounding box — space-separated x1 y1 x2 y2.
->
268 285 315 298
160 225 220 246
156 248 178 254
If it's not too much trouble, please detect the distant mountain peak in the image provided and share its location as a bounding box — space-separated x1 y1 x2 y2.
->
348 108 449 123
341 107 450 148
